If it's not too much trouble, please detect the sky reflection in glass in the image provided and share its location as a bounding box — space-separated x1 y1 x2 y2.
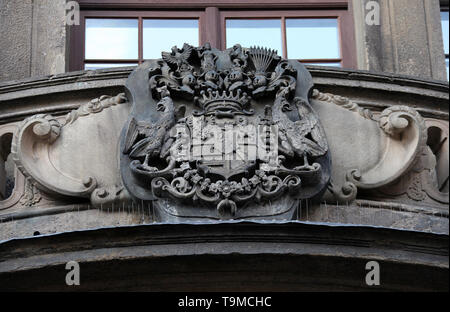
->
286 18 339 59
143 19 199 59
84 63 137 70
226 19 283 53
441 12 449 55
85 19 138 59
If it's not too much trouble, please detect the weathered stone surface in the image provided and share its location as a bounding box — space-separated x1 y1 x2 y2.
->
0 66 447 295
11 94 131 205
0 0 68 82
0 208 149 241
353 0 447 81
30 0 67 77
0 0 33 82
1 66 447 237
0 223 447 291
120 45 331 221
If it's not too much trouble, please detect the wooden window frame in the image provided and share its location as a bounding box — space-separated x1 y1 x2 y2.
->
70 0 356 70
220 9 355 68
70 10 205 71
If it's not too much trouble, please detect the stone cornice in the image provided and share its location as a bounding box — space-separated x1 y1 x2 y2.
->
0 68 131 102
1 66 447 125
1 66 448 101
0 222 447 273
307 66 450 93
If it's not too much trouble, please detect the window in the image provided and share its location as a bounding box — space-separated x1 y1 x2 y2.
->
222 10 350 67
70 1 356 70
71 10 203 70
441 8 449 80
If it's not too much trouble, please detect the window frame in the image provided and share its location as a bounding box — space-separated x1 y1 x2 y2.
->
70 0 356 70
441 5 449 80
220 9 355 67
70 10 205 71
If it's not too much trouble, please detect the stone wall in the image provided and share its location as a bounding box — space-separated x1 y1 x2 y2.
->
0 66 448 241
0 0 67 82
353 0 447 81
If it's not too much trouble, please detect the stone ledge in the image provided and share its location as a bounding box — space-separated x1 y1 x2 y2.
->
1 65 448 100
0 222 447 270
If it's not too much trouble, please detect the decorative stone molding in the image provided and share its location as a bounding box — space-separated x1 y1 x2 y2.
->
1 45 446 226
376 119 449 206
311 91 434 206
11 94 131 208
19 177 41 207
12 114 96 197
65 93 127 124
311 90 373 120
346 105 427 189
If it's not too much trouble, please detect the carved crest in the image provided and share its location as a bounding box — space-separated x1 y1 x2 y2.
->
120 44 331 221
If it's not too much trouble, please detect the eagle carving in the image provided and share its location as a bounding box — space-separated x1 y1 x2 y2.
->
120 44 331 221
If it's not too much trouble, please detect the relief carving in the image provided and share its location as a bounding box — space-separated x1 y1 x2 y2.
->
120 44 331 220
7 44 446 218
312 90 446 207
19 177 41 207
346 105 427 189
11 94 131 208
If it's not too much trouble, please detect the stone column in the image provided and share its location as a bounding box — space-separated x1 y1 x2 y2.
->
30 0 68 77
0 0 33 82
353 0 447 81
0 0 68 82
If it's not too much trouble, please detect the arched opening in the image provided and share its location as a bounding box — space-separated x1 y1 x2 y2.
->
427 126 449 194
0 133 15 200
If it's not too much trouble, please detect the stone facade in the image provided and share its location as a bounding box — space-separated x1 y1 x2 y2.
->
0 58 448 290
0 0 448 82
353 0 447 80
0 1 448 291
0 0 68 82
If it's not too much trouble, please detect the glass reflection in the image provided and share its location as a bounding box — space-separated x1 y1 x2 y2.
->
286 19 339 59
85 19 138 60
226 19 282 53
84 63 138 70
143 19 199 59
303 62 341 67
441 12 449 55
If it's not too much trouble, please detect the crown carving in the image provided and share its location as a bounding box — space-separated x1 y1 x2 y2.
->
196 89 251 114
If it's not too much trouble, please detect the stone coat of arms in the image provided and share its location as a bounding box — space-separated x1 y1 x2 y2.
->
120 43 331 221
